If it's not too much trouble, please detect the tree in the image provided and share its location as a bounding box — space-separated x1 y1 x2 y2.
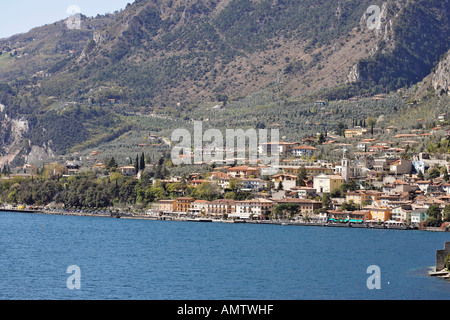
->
296 167 307 187
107 157 118 171
140 152 145 172
442 205 450 222
322 193 332 210
228 178 242 191
441 167 448 182
318 133 326 144
276 180 284 191
366 117 377 136
147 185 165 201
216 94 229 106
427 166 440 179
118 178 138 204
417 169 424 180
224 191 237 200
427 205 442 219
135 154 139 173
264 179 274 192
341 201 358 211
272 203 299 220
336 122 347 136
191 182 221 201
43 163 66 179
425 205 442 227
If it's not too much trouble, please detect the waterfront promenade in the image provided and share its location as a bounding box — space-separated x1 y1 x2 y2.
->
1 206 442 231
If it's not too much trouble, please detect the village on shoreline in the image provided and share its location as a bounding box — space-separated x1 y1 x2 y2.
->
2 147 450 232
1 113 449 232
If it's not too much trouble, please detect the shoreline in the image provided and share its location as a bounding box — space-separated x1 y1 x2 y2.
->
2 207 447 231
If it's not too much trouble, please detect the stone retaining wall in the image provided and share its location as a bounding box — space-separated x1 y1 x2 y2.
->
436 242 450 271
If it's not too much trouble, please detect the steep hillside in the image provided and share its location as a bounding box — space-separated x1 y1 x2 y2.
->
35 0 448 109
432 50 450 96
0 0 448 166
348 0 449 94
38 0 385 108
2 0 448 108
0 14 116 82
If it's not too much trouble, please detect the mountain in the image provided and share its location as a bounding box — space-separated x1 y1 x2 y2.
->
433 50 450 95
0 14 116 83
0 0 448 166
35 0 381 108
42 0 450 106
347 0 449 93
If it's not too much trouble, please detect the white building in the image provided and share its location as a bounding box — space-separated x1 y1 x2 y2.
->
313 174 345 194
271 174 297 191
241 178 266 192
191 200 210 215
231 198 274 219
291 145 317 158
390 206 412 223
290 186 317 199
258 142 300 155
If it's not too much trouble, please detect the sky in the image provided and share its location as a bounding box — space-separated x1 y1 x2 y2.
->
0 0 134 39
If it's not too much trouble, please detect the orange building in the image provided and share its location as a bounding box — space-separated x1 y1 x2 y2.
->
159 200 176 213
227 166 260 178
346 190 383 205
174 197 196 213
364 206 392 222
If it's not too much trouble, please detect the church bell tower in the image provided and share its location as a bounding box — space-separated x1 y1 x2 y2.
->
342 148 350 183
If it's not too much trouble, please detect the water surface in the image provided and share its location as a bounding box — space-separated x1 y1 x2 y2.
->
0 212 449 300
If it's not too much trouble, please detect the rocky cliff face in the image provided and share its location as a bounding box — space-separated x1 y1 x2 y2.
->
432 51 450 96
348 0 405 83
0 113 28 167
0 108 54 167
347 0 449 89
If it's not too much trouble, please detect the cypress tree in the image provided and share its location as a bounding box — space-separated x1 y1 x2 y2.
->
140 152 145 171
296 167 307 187
135 155 139 173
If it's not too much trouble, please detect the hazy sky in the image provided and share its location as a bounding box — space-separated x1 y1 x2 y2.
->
0 0 133 39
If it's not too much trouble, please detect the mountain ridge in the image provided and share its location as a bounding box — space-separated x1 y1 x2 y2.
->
0 0 448 166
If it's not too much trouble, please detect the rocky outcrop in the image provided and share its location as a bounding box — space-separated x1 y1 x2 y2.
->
0 109 54 166
0 115 28 167
348 0 448 89
360 1 404 49
25 145 55 164
432 51 450 96
349 1 405 83
347 64 362 83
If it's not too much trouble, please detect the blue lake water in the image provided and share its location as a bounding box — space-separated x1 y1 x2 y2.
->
0 212 449 300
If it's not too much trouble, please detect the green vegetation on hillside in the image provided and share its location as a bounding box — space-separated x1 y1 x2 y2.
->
38 0 383 107
0 0 448 164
